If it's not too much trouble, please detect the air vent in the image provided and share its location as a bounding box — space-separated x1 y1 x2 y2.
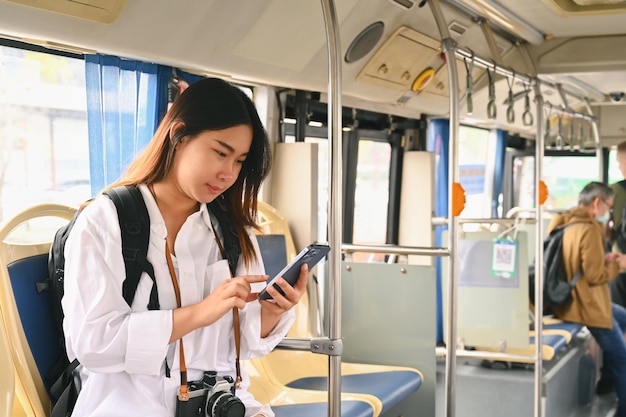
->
345 22 385 63
388 0 416 10
448 21 467 36
5 0 127 23
541 0 626 15
573 0 626 5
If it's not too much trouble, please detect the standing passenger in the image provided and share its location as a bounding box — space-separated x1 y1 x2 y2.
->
548 181 626 416
62 77 308 417
609 140 626 309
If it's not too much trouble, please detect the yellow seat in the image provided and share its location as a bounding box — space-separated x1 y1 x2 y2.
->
0 306 15 417
0 203 77 417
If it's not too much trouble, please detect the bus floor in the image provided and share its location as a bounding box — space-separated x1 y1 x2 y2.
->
434 357 619 417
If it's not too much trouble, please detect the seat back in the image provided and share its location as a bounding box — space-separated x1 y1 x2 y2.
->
8 254 60 390
0 203 77 417
255 234 288 280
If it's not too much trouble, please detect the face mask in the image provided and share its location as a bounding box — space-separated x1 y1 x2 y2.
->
596 211 610 225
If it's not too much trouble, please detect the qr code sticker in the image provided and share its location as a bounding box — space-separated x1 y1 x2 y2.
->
492 241 516 273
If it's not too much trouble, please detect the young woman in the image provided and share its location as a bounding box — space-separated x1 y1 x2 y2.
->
62 77 308 417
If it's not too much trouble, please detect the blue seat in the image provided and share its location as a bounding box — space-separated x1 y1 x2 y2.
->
543 320 583 341
286 371 423 414
272 401 375 417
256 234 288 279
0 202 77 417
473 330 571 362
7 253 60 396
529 334 568 358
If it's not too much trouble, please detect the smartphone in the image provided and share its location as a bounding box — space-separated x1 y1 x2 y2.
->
258 243 331 301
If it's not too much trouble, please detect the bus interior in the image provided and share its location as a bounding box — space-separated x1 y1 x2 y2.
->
1 1 626 417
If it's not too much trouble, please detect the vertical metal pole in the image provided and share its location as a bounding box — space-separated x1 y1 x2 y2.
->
533 83 545 417
320 1 343 416
429 1 459 417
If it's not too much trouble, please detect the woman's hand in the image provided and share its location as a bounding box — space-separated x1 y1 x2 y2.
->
198 275 269 325
170 274 267 343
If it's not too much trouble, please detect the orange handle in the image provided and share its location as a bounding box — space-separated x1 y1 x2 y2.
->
538 180 548 205
452 182 466 217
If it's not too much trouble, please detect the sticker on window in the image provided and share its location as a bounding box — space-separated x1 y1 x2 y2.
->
491 238 518 279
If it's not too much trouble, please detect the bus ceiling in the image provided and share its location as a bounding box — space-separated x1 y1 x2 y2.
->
0 0 624 142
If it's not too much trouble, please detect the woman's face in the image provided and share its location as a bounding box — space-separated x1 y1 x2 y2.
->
171 124 253 204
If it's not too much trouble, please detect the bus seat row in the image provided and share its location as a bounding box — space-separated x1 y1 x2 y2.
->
0 201 423 417
249 201 424 416
475 317 584 363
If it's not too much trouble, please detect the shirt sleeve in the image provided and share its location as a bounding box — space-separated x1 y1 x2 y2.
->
62 197 172 375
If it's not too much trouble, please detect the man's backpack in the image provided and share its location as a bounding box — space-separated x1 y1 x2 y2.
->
528 222 583 309
43 185 241 417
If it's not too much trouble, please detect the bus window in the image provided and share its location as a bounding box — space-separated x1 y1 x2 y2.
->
458 126 490 219
304 137 329 243
513 154 599 211
0 42 89 223
608 148 623 185
352 139 391 262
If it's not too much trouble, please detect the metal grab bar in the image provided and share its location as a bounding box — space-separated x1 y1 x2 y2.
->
320 1 342 416
435 347 539 363
342 243 450 257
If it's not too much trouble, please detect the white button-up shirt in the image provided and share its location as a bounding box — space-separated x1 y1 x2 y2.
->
62 184 294 417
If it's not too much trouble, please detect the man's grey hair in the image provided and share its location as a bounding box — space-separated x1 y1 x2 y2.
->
578 181 614 206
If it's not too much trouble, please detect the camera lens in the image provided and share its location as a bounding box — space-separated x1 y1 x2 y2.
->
207 392 245 417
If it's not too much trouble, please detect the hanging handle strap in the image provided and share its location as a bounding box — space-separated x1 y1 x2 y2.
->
522 83 533 126
464 54 474 115
486 66 497 119
505 72 515 124
212 227 243 389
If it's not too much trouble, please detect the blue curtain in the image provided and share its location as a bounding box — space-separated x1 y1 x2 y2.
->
85 55 208 195
85 55 170 195
427 118 449 345
492 129 508 217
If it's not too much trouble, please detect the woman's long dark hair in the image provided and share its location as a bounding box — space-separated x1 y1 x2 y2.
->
109 77 272 265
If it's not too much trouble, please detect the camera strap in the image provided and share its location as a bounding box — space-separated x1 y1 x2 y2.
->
211 226 243 390
164 243 190 401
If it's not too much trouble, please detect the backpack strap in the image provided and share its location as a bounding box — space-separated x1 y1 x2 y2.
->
103 185 160 310
207 199 242 276
562 222 584 285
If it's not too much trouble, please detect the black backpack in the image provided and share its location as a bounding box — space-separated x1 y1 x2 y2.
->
43 185 241 417
528 222 583 309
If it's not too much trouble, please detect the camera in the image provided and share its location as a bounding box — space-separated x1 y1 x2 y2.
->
176 371 245 417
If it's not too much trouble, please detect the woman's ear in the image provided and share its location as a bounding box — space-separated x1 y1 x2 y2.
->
168 121 186 146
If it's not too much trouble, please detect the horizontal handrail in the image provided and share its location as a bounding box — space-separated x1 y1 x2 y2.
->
435 346 535 362
341 243 450 257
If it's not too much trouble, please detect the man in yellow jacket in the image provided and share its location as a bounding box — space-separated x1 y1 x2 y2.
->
548 181 626 416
